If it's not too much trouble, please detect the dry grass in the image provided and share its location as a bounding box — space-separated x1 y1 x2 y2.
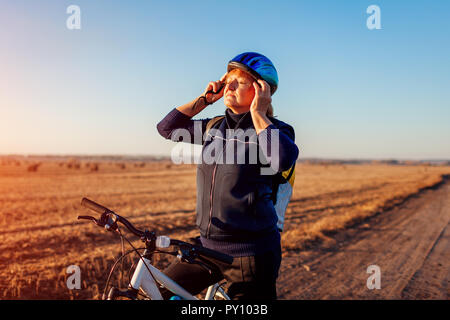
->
281 164 450 251
0 158 449 299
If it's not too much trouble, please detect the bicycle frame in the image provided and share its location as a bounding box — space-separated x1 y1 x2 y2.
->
129 255 230 300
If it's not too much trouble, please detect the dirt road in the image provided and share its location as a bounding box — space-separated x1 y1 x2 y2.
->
278 176 450 299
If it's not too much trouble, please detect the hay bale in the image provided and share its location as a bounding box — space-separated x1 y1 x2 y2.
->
27 163 41 172
66 158 81 169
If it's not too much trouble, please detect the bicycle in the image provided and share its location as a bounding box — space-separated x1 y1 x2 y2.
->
78 197 233 300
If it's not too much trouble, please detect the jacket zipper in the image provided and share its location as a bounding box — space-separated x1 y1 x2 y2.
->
205 112 249 238
206 164 218 238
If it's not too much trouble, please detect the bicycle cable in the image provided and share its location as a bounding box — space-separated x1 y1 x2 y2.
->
117 229 162 295
102 245 170 300
103 226 164 300
102 246 146 299
118 226 125 288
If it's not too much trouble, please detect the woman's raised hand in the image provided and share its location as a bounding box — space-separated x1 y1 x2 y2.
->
250 79 272 115
176 73 228 118
202 73 227 105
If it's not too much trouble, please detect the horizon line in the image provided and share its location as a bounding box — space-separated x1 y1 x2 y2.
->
0 153 449 162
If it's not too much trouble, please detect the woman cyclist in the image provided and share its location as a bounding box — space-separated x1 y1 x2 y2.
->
157 52 299 300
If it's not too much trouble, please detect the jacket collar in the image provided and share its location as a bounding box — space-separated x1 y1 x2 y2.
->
224 108 253 130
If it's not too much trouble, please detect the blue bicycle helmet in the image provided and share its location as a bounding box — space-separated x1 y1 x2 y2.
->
227 52 278 95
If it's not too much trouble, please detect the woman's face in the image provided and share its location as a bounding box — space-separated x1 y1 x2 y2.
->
223 70 255 114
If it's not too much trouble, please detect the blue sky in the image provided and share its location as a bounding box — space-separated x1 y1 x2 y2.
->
0 0 449 159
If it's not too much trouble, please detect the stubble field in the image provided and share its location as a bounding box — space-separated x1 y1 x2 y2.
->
0 158 449 299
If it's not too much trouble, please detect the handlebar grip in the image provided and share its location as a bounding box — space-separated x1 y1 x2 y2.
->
195 246 233 265
81 198 111 214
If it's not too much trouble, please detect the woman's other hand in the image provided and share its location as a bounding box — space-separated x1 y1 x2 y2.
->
250 79 273 134
250 79 272 116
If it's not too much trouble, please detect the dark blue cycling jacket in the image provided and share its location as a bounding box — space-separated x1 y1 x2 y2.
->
157 108 299 256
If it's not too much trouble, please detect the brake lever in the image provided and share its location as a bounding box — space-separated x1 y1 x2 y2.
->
78 215 103 227
176 246 213 275
78 214 116 231
192 260 213 275
98 212 118 231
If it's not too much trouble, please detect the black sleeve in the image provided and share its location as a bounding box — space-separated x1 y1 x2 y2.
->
257 123 299 172
156 108 211 145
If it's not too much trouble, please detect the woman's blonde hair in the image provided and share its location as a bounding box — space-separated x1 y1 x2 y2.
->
227 69 275 117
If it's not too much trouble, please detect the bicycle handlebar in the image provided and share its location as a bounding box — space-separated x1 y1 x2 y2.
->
190 243 233 265
81 198 110 215
80 198 144 236
78 197 233 265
